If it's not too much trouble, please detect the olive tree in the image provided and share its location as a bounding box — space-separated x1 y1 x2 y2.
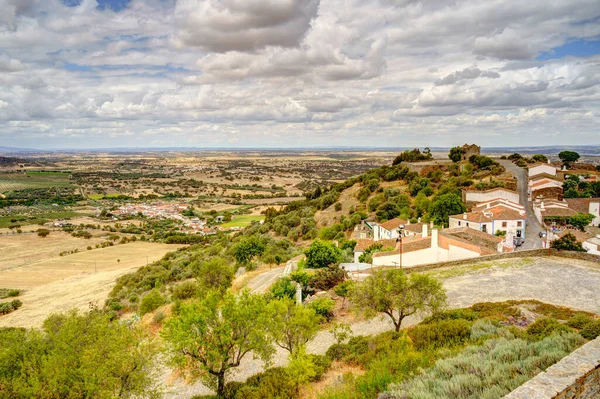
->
162 290 273 397
266 297 322 355
352 269 446 332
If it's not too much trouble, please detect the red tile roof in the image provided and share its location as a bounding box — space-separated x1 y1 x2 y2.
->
354 238 397 252
378 218 408 231
565 198 598 214
450 212 492 223
541 208 578 218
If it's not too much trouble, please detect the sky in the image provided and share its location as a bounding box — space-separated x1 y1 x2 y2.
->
0 0 599 149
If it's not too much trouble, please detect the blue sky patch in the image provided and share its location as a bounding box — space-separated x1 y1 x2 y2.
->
538 38 600 60
63 62 92 72
63 0 131 12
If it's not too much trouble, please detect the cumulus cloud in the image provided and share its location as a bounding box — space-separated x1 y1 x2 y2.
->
173 0 320 52
0 0 599 148
434 67 500 86
473 28 537 60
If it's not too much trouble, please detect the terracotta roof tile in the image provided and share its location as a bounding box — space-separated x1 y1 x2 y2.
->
541 208 579 217
449 212 492 223
565 198 598 214
378 218 408 231
372 237 432 257
557 230 594 242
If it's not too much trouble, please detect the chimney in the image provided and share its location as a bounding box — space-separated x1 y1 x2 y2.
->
463 212 468 220
422 224 428 238
431 229 439 248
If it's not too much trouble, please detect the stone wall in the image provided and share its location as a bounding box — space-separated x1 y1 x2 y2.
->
504 337 600 399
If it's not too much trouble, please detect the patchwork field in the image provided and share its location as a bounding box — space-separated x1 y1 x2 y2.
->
0 172 72 192
221 214 265 228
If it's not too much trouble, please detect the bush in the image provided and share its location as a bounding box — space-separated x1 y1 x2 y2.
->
407 319 472 350
526 317 572 339
0 302 14 314
227 367 297 399
139 289 165 315
566 313 595 329
334 203 342 212
7 289 20 297
172 280 199 300
270 277 297 300
152 310 166 325
307 297 335 321
37 228 50 237
580 320 600 340
309 265 347 291
422 308 479 324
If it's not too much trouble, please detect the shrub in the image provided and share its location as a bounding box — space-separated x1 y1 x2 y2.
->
270 277 297 300
422 308 479 324
526 317 572 339
139 289 165 315
307 297 335 321
228 367 297 399
152 310 166 325
0 302 14 314
334 203 342 211
386 333 584 399
7 289 20 297
309 264 347 291
566 313 595 329
172 280 199 300
10 299 22 310
37 228 50 237
407 319 472 350
580 320 600 340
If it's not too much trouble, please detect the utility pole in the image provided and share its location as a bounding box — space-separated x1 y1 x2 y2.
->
396 224 405 269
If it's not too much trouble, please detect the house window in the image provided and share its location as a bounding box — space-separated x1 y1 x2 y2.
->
482 225 487 233
517 221 522 227
458 221 461 226
502 222 507 228
466 223 469 227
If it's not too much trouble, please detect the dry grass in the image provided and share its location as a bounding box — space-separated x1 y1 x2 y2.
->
300 361 365 399
315 183 361 227
0 242 182 329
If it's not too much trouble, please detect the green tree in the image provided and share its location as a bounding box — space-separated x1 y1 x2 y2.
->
550 233 586 252
430 193 466 227
352 269 447 332
0 310 158 398
448 146 463 163
193 257 235 293
233 236 265 264
267 297 322 355
139 289 165 315
569 213 595 231
558 151 580 168
162 290 273 397
304 240 342 269
531 154 548 163
270 276 297 300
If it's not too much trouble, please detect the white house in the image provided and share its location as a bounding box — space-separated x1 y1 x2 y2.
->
528 163 559 178
449 199 526 243
371 218 407 241
583 235 600 255
371 228 503 267
463 188 520 204
528 177 563 200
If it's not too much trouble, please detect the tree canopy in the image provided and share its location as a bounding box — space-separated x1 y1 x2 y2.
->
162 290 273 397
550 233 586 252
429 193 466 227
558 151 580 168
352 269 447 332
266 297 322 355
448 146 463 163
0 310 159 399
304 240 343 269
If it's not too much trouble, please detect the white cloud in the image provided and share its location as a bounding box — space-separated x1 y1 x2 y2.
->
0 0 599 148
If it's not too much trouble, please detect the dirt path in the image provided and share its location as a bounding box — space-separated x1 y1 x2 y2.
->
162 256 600 398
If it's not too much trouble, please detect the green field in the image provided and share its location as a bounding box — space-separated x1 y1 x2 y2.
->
87 193 125 200
0 172 72 193
0 211 83 228
221 215 265 228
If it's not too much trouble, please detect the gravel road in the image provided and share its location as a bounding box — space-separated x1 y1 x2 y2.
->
162 256 600 398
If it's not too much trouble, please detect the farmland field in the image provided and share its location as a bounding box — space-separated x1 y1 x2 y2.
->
0 172 72 193
0 241 183 328
220 214 265 228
